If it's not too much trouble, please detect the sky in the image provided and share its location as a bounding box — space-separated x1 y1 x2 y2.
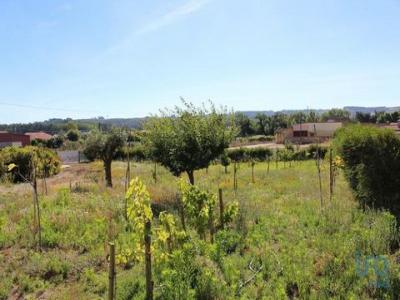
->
0 0 400 123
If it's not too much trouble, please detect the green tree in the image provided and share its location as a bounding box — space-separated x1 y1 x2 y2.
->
305 110 320 123
83 129 125 187
66 129 80 142
235 112 255 136
321 108 350 122
144 101 236 184
255 113 269 135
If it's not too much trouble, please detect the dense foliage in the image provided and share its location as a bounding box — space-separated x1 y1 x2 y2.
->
0 146 61 182
333 125 400 216
144 101 236 184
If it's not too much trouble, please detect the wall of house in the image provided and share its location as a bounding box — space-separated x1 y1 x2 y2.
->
0 133 30 148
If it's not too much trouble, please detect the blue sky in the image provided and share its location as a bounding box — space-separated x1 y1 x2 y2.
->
0 0 400 123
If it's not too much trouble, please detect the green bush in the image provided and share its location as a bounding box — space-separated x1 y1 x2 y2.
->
333 124 400 216
245 147 273 161
66 129 80 142
227 147 272 162
116 143 148 161
307 144 328 159
0 146 61 183
227 148 246 162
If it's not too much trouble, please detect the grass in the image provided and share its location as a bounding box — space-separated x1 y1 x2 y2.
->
0 159 399 299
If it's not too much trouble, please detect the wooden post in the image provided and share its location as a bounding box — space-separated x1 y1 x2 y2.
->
177 193 186 231
267 157 270 174
314 124 323 209
144 221 153 300
208 209 214 243
108 242 116 300
153 162 157 184
233 162 238 191
32 164 41 251
251 162 255 183
329 148 333 202
218 188 224 229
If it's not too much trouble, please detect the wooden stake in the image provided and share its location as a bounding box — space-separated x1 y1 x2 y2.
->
144 221 153 300
251 162 255 183
218 188 224 229
314 124 323 209
108 242 116 300
329 148 333 202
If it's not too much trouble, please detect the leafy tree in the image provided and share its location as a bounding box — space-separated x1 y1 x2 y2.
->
46 135 64 148
289 112 307 125
144 101 236 184
83 129 125 187
235 112 255 136
269 113 289 135
66 129 80 142
333 125 400 217
376 111 400 123
321 108 350 122
305 110 320 122
255 113 269 135
355 112 377 123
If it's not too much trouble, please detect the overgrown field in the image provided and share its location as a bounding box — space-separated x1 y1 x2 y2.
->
1 159 399 299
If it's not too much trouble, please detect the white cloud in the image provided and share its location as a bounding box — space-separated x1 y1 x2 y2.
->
136 0 212 35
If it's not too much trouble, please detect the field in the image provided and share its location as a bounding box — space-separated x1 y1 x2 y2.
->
1 159 399 299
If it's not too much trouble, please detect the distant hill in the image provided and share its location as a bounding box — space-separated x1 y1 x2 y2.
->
343 106 400 117
240 106 400 118
1 106 399 133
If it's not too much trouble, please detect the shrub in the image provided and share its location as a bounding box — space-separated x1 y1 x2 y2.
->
245 147 273 161
227 148 246 162
307 144 328 159
333 125 400 216
227 147 272 162
116 143 148 161
66 129 80 142
0 146 61 183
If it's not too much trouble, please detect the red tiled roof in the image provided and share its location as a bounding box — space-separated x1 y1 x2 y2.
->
25 131 53 141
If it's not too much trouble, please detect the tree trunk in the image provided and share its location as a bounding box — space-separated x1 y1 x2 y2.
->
187 170 195 185
104 160 113 187
224 166 228 174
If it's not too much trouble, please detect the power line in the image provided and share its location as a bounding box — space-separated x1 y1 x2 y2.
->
0 101 100 114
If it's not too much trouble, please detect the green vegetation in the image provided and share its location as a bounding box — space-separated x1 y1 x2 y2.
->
0 146 61 183
144 102 236 184
334 124 400 217
1 114 400 300
1 157 399 299
84 129 125 187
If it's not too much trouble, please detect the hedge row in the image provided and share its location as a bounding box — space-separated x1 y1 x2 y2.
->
115 144 148 161
0 146 61 183
225 144 328 163
333 124 400 216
